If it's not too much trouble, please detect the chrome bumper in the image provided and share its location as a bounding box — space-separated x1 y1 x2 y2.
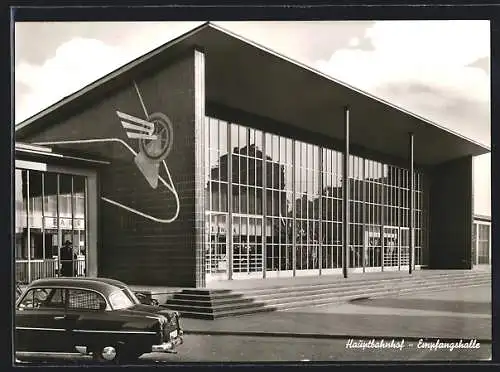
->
152 336 183 353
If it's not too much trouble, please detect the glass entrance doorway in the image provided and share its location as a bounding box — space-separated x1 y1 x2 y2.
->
232 215 264 279
15 168 88 284
363 225 382 271
381 226 412 271
205 213 229 281
399 227 410 269
205 213 265 281
382 226 399 270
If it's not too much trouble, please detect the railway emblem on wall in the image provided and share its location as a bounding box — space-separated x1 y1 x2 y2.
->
116 110 174 189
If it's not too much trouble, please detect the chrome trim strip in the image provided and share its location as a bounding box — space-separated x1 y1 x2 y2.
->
16 327 65 332
73 329 157 335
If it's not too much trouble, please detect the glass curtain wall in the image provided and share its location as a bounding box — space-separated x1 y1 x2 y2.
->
15 168 87 284
265 134 294 277
321 148 343 273
204 116 427 280
473 222 491 265
295 141 321 275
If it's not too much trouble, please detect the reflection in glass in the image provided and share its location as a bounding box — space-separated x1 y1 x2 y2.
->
15 170 88 283
28 171 44 262
44 173 58 261
73 176 87 276
203 115 427 278
15 169 28 260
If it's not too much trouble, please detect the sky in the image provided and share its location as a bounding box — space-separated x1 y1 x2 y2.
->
14 20 491 216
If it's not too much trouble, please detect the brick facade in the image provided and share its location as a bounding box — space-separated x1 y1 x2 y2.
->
19 51 201 287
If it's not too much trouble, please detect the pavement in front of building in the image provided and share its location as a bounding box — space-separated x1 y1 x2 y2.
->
180 285 491 342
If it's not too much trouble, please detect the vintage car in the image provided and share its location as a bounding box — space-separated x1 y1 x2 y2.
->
15 277 183 364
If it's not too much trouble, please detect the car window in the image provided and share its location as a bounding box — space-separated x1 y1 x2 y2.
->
18 288 51 310
109 290 134 310
68 289 107 311
39 288 66 309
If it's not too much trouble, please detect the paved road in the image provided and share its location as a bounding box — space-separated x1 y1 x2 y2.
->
182 284 491 341
16 334 491 364
15 285 491 364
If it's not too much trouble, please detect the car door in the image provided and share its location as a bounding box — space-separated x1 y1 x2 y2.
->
65 288 110 351
15 287 68 353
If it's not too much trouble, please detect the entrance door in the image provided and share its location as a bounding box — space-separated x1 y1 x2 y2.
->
205 213 229 282
382 226 399 270
363 225 382 272
399 227 410 269
232 215 264 279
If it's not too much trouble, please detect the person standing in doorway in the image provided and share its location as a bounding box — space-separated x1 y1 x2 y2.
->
60 240 75 277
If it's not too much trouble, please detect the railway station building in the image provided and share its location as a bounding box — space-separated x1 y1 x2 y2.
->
14 22 490 287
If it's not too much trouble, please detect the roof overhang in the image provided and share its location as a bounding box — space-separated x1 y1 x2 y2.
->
15 22 490 166
15 142 110 165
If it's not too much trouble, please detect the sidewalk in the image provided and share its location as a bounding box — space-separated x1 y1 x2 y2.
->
179 285 491 343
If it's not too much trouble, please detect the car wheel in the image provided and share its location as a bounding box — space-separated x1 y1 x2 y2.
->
92 345 119 364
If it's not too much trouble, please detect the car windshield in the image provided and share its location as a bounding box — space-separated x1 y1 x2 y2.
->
123 287 140 304
109 289 135 310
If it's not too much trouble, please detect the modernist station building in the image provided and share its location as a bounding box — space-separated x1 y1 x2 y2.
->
14 22 491 287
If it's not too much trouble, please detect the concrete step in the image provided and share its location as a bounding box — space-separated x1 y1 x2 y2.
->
235 272 490 296
168 297 256 307
180 289 233 295
259 283 481 307
253 277 490 309
172 292 246 301
166 300 267 313
179 305 277 320
167 271 490 319
167 302 275 319
274 280 491 311
236 275 489 301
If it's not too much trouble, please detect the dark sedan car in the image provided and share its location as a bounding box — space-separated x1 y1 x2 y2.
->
15 277 183 364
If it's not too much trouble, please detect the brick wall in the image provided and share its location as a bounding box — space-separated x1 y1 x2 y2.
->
19 51 199 287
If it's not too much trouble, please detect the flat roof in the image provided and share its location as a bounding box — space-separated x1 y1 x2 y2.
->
15 22 490 166
15 142 110 165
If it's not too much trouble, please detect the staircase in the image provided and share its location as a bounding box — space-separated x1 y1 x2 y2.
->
164 270 490 319
163 289 275 319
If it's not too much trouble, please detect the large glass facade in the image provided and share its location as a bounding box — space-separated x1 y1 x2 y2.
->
15 168 88 283
472 221 491 265
204 116 427 280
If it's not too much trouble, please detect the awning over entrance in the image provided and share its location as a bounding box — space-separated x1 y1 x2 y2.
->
15 22 489 166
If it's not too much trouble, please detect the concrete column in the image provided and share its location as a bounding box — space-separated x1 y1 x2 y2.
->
227 124 233 280
292 140 297 277
409 132 415 275
342 106 350 279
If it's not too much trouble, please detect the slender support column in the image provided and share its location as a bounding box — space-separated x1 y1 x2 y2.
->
262 135 267 278
318 146 323 276
292 140 297 277
227 124 233 280
362 159 366 273
409 132 415 275
27 170 31 283
342 106 350 279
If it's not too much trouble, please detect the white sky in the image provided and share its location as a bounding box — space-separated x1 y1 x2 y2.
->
14 20 491 216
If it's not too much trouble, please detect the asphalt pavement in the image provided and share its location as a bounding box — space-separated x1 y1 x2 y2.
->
15 284 492 364
16 334 491 364
181 284 491 342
